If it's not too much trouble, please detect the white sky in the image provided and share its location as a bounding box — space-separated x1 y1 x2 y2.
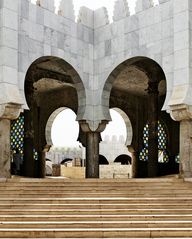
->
31 0 137 20
31 0 159 21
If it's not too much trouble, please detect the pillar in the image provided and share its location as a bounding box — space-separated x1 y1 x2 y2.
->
38 151 46 178
147 81 159 177
86 131 100 178
0 103 21 178
80 121 107 178
128 146 137 178
0 119 11 178
170 105 192 178
23 109 35 177
179 120 192 178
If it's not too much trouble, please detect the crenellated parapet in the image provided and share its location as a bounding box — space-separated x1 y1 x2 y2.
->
135 0 154 13
77 6 94 28
113 0 130 21
36 0 55 12
58 0 75 21
94 7 109 29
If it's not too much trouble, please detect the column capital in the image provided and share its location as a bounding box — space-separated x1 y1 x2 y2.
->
170 104 192 121
0 103 22 120
79 120 108 133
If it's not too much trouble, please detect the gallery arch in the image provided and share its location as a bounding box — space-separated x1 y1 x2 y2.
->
102 56 179 178
20 56 85 178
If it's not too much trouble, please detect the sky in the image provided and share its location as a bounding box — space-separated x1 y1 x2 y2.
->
31 0 159 21
31 0 137 21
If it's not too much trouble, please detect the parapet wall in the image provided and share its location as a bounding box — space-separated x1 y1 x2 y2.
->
1 0 191 130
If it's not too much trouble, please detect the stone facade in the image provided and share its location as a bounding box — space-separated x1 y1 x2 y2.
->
0 0 191 178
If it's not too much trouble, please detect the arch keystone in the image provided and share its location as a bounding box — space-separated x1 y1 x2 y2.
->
113 0 130 21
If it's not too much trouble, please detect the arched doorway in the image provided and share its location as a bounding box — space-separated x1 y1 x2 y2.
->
102 56 179 178
114 155 132 165
99 155 109 165
22 56 85 178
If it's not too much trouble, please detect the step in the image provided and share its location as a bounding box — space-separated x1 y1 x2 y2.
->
1 203 192 209
0 228 192 238
1 214 192 221
0 220 192 229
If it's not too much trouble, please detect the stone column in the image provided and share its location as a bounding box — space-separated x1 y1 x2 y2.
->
86 131 100 178
38 151 46 178
179 120 192 177
128 146 137 178
23 109 35 177
80 121 107 178
0 119 11 178
0 103 21 178
170 105 192 178
147 82 159 177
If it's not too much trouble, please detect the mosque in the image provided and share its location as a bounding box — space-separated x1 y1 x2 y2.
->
0 0 190 180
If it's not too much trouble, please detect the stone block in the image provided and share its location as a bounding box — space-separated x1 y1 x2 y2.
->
174 30 189 52
162 55 173 73
124 15 139 33
174 49 189 70
36 6 44 25
174 11 189 33
77 7 93 29
18 52 30 73
0 28 18 49
0 0 19 12
105 40 111 56
0 66 18 85
29 3 36 22
58 0 75 21
162 19 173 39
0 8 18 30
173 68 189 86
161 0 173 21
94 7 109 29
20 0 29 19
162 37 174 56
173 0 190 14
159 0 170 4
0 47 17 68
113 0 130 22
0 83 23 105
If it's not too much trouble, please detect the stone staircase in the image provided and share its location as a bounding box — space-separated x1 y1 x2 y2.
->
0 177 192 238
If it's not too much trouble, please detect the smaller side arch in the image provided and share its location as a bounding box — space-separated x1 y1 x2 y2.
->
99 155 109 165
61 158 73 164
45 107 67 146
114 154 132 165
112 108 133 146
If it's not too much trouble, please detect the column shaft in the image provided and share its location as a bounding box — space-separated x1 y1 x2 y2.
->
179 120 192 178
148 83 159 177
0 119 11 178
86 132 100 178
23 110 35 177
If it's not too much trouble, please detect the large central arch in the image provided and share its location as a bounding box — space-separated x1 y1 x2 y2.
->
22 56 86 178
102 56 179 178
